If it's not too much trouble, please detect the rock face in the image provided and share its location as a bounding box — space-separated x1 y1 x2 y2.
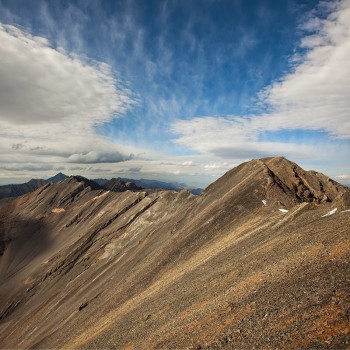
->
103 177 142 192
0 157 349 349
203 157 349 208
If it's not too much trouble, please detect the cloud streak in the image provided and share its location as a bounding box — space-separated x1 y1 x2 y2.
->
172 0 350 163
67 151 134 164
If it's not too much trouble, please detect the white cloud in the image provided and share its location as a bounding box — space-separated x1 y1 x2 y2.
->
172 0 350 163
0 24 134 125
0 164 57 172
253 0 350 138
172 115 321 161
0 23 139 175
204 162 230 171
334 174 350 180
181 161 194 167
67 151 133 164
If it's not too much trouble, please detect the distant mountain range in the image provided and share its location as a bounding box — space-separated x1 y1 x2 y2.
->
94 177 203 195
0 173 68 200
0 179 49 200
0 173 203 199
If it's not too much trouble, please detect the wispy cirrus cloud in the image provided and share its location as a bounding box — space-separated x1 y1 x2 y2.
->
172 1 350 168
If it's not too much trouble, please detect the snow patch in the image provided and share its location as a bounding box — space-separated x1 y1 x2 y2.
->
262 200 267 206
322 208 337 217
341 209 350 213
279 209 289 213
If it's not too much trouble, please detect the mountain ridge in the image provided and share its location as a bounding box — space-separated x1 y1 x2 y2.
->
0 157 349 349
0 173 203 199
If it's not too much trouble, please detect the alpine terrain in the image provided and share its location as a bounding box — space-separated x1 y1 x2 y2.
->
0 157 349 349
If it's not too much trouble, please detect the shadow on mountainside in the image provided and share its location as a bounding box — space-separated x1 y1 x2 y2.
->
0 217 53 322
0 217 52 280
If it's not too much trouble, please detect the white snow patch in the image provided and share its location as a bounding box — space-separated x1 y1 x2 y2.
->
279 209 289 213
341 209 350 213
262 200 267 206
322 208 337 217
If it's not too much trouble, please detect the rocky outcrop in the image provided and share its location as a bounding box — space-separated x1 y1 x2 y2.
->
202 156 349 209
103 177 142 192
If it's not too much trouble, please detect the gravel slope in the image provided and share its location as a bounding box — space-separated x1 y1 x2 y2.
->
0 157 349 349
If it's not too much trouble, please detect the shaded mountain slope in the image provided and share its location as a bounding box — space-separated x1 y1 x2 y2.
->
0 172 68 200
0 178 49 199
0 157 349 349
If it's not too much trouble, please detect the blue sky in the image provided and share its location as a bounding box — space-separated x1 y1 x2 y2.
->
0 0 349 187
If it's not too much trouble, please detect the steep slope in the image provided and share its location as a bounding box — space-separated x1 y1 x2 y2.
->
0 157 349 349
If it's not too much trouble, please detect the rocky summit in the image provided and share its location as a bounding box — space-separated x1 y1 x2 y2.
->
103 177 142 192
0 157 349 349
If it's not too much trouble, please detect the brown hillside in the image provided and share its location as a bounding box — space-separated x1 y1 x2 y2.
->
0 157 349 349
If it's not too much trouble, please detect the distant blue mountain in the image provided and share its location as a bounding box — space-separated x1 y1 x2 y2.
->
92 178 109 186
0 179 49 199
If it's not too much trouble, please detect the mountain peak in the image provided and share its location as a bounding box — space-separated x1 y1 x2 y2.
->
64 175 102 191
48 172 68 183
203 156 349 209
259 157 346 203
